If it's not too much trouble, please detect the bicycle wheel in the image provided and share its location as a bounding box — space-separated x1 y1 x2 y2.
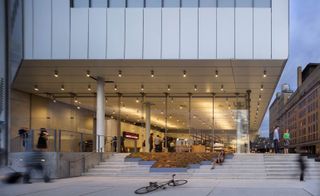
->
168 180 188 186
134 185 158 194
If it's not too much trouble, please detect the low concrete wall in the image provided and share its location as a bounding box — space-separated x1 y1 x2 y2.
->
8 152 111 179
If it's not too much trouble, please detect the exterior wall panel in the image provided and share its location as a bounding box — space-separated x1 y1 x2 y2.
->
217 8 234 59
162 8 180 59
107 9 125 59
180 8 198 59
33 0 51 59
235 8 253 59
70 8 89 59
254 8 271 59
89 8 107 59
52 0 70 59
125 9 143 59
143 8 161 59
272 0 289 59
199 8 217 59
23 0 33 59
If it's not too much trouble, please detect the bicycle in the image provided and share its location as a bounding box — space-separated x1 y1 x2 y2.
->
134 174 188 194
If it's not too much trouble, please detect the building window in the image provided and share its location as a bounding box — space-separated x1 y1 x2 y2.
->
163 0 180 7
200 0 217 7
182 0 199 7
236 0 252 7
218 0 234 7
146 0 162 7
254 0 271 8
109 0 126 7
91 0 108 7
128 0 144 7
73 0 90 7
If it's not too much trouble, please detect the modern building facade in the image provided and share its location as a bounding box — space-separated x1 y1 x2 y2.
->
0 0 289 165
269 63 320 154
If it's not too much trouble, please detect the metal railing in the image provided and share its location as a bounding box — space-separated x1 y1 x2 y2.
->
10 129 113 153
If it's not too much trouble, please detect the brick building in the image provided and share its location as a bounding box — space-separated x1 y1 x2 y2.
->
269 63 320 154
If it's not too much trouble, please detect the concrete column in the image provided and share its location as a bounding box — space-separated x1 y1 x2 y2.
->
96 77 105 152
164 93 168 148
246 90 251 153
212 93 215 148
236 110 242 153
145 102 151 152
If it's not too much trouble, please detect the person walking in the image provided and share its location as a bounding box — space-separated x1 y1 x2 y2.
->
154 135 162 152
37 128 48 151
149 133 154 152
273 126 280 153
298 151 306 181
283 128 290 154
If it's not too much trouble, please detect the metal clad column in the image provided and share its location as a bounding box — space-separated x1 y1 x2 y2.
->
145 102 151 152
96 77 105 152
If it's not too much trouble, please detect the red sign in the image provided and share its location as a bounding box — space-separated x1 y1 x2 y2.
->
123 131 139 140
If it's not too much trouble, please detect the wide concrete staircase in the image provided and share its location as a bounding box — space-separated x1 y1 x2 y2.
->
85 153 320 179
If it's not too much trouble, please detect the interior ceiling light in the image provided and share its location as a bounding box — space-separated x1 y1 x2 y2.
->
105 97 108 103
259 95 262 101
86 70 90 77
193 115 197 119
228 105 231 110
136 97 140 103
263 70 267 78
74 97 78 103
53 97 56 103
34 85 39 91
169 114 172 119
194 85 198 91
54 70 59 78
77 106 80 110
112 110 115 114
183 70 187 78
179 105 183 110
260 84 264 91
171 97 174 103
220 84 224 91
215 70 219 78
141 84 144 91
161 111 164 115
60 85 65 91
114 84 118 91
167 85 171 91
118 70 122 77
151 70 154 78
88 84 91 91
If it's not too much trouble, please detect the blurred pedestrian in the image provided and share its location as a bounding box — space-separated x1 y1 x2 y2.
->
298 151 306 181
283 129 290 154
112 136 117 152
273 126 280 153
149 133 154 152
18 127 29 151
23 150 50 183
37 128 48 151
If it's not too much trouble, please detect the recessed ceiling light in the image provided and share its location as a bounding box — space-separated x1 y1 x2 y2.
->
60 85 65 91
74 97 78 103
263 70 267 78
141 84 144 91
34 85 39 91
194 85 198 91
114 84 118 91
220 84 224 91
77 106 80 110
53 98 56 103
54 70 59 78
151 70 154 78
88 84 91 91
86 70 90 77
167 85 171 91
136 97 140 103
118 70 122 77
183 70 187 78
260 84 264 91
215 70 219 78
259 95 262 101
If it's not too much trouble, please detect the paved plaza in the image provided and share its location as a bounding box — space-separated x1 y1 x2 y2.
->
1 173 319 196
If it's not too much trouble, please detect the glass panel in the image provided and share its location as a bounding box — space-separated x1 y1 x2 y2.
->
73 0 90 8
218 0 234 7
128 0 144 7
163 0 180 7
91 0 108 7
109 0 126 7
236 0 252 7
200 0 217 7
254 0 271 8
146 0 162 7
182 0 199 7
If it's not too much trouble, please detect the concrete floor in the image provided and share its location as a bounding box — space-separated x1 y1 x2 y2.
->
0 174 319 196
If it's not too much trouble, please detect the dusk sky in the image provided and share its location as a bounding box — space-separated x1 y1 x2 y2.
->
259 0 320 137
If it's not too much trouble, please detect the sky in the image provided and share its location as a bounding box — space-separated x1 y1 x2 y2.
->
259 0 320 137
